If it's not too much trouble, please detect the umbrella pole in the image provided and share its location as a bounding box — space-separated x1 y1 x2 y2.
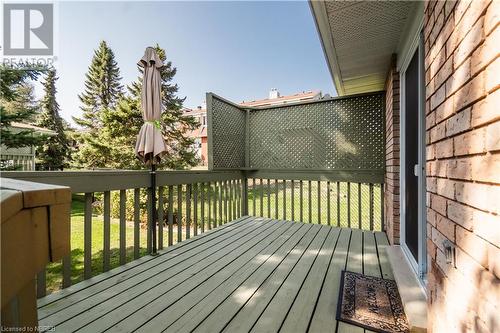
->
151 163 157 254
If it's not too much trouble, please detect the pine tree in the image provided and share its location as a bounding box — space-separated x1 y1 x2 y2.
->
0 65 43 149
72 41 124 168
74 40 123 129
36 70 71 170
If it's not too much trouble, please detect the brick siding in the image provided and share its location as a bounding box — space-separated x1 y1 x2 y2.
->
384 57 401 245
424 0 499 332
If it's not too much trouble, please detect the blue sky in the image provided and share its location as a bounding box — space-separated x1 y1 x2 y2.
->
49 1 335 123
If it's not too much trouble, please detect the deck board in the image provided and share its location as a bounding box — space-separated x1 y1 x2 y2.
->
67 219 286 332
163 222 306 332
40 217 263 328
37 217 393 333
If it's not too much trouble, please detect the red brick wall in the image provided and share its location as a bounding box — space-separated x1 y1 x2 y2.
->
384 57 400 245
424 0 499 331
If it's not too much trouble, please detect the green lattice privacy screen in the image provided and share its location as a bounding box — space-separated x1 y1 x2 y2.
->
207 94 246 169
207 92 385 172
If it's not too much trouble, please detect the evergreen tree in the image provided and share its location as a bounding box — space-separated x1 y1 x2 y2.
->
74 40 123 129
0 65 43 149
72 41 124 168
36 70 71 170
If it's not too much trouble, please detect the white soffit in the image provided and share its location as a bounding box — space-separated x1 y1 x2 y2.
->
311 1 416 96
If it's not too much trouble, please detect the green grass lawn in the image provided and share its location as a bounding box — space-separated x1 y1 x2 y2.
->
247 180 383 230
46 195 150 293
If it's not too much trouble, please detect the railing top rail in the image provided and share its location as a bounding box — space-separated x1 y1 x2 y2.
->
2 170 244 193
2 168 383 193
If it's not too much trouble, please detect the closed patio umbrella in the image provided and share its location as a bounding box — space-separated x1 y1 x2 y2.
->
135 47 167 254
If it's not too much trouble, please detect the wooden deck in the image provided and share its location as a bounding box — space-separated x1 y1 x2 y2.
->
38 216 394 333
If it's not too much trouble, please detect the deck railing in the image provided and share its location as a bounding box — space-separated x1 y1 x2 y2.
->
3 170 245 297
3 169 383 297
244 170 383 231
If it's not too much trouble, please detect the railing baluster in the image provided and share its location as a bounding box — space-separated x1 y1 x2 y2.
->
234 180 238 218
369 183 374 231
300 180 303 222
193 183 198 236
252 178 256 216
347 182 351 228
103 191 111 271
177 185 183 243
228 181 232 222
274 179 278 219
84 192 92 280
37 269 46 298
229 179 234 220
186 184 191 239
327 181 331 226
336 182 340 227
147 188 152 253
158 186 164 250
208 182 212 229
283 180 286 220
317 181 321 225
240 179 243 217
134 189 140 258
119 189 126 265
214 182 218 227
235 180 239 219
201 183 205 233
260 178 264 217
224 181 228 224
381 184 384 232
291 180 295 221
308 180 312 223
168 186 174 246
232 180 236 220
218 181 223 226
358 183 362 229
267 179 271 218
62 255 71 288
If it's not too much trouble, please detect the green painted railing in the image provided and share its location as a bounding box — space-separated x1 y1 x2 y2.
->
3 169 383 297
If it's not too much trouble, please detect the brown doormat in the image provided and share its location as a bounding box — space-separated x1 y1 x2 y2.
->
336 271 409 333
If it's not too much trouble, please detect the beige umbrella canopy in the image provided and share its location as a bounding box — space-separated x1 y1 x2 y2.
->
135 47 168 165
135 47 167 254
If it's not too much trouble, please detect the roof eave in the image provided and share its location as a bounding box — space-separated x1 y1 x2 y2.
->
309 0 345 96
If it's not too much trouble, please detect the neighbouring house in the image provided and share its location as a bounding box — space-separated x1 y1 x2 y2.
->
182 106 208 165
0 122 56 171
240 89 322 107
311 1 499 332
185 89 322 166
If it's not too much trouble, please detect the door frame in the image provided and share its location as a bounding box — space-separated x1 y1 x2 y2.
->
399 20 427 283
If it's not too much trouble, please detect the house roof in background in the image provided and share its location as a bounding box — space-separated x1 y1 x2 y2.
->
10 122 56 136
182 107 207 116
309 1 417 95
240 90 321 107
